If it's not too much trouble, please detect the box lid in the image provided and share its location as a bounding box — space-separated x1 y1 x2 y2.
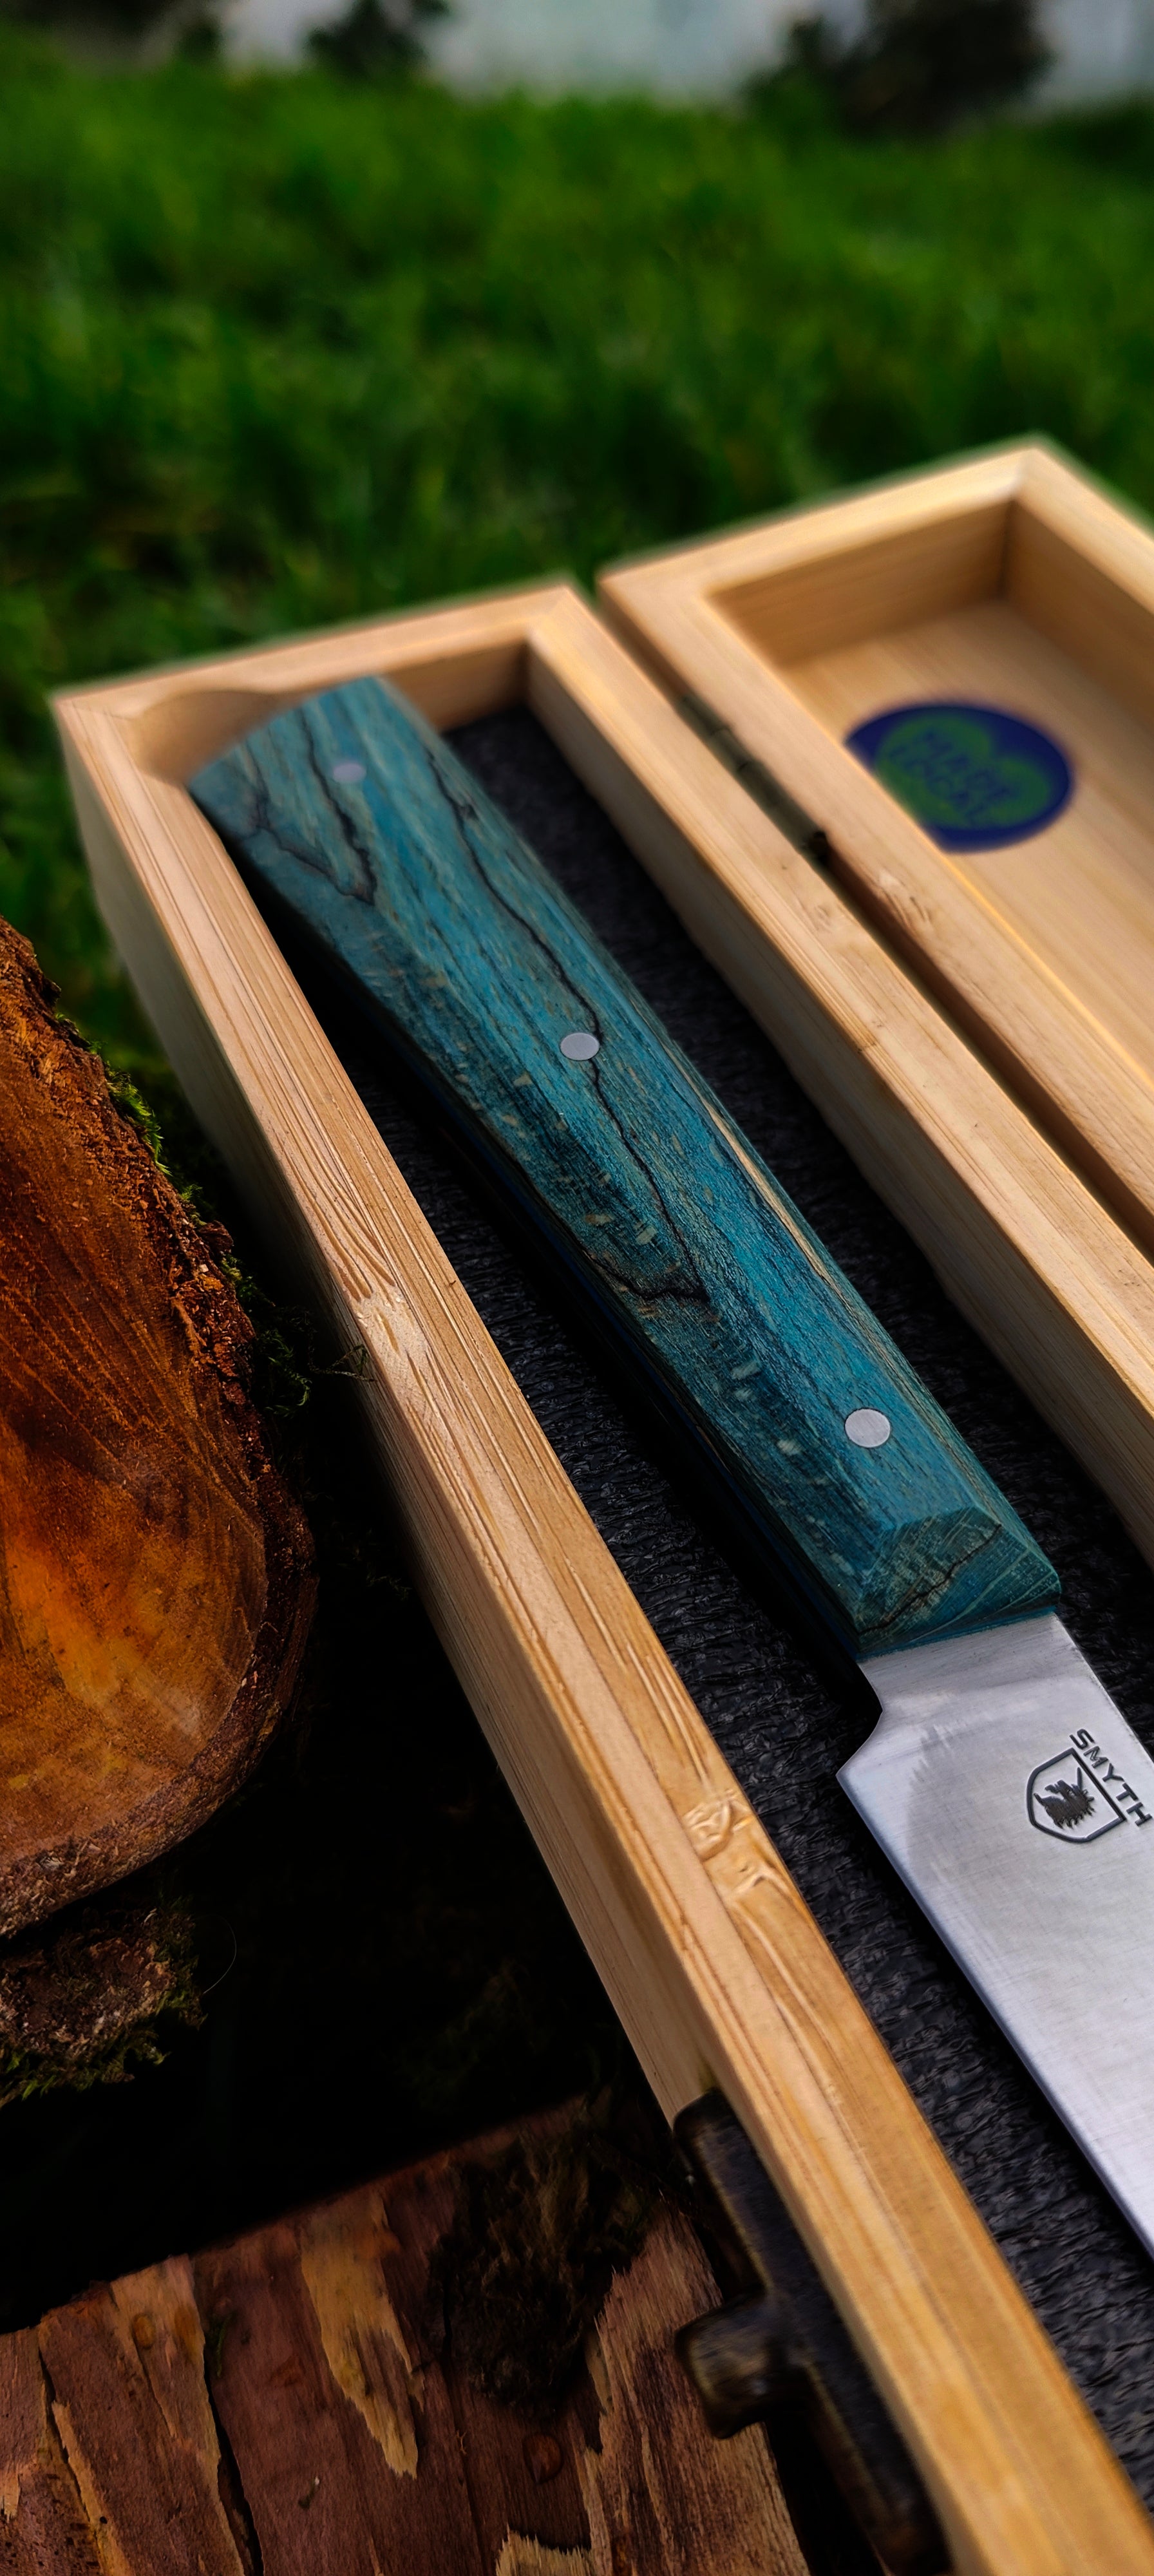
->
600 443 1154 1259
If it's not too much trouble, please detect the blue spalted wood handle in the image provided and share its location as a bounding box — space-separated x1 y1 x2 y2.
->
191 677 1058 1661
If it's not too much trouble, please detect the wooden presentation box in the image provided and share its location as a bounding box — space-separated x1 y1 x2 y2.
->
53 577 1154 2576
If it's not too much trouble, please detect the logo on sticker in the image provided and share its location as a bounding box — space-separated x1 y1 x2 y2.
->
846 701 1073 852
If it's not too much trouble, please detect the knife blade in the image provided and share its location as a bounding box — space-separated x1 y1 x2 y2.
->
191 676 1154 2252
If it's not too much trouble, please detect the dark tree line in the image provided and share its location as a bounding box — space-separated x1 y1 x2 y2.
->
0 0 444 69
759 0 1050 134
0 0 1047 127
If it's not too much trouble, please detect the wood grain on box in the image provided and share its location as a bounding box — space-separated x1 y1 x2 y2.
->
600 442 1154 1257
53 585 1154 2575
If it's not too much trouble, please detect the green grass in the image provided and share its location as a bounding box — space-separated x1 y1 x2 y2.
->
3 32 1154 1064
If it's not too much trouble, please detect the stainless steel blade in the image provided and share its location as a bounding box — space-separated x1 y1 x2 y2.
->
841 1611 1154 2254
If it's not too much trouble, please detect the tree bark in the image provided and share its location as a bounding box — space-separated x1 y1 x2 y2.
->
0 916 314 1937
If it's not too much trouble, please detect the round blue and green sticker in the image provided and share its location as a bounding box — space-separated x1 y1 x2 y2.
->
845 701 1073 852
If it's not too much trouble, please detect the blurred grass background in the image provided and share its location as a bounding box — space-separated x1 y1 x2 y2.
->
3 29 1154 1068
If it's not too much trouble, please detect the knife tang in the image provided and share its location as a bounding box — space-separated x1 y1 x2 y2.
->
191 677 1057 1663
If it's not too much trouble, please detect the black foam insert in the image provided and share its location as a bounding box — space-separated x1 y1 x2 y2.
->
298 701 1154 2502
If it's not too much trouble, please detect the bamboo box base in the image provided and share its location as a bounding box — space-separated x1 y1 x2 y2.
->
53 579 1154 2576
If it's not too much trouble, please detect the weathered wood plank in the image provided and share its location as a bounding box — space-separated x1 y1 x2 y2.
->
372 2145 600 2567
194 2126 807 2576
0 2112 810 2576
196 2174 486 2576
37 2257 245 2576
0 2328 101 2575
190 677 1055 1661
578 2210 808 2576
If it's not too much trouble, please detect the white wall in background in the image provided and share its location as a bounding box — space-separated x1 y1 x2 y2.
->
227 0 794 75
428 0 785 97
229 0 1154 106
1041 0 1154 97
229 0 317 59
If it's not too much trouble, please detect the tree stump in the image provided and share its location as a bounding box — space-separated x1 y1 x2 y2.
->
0 917 314 1937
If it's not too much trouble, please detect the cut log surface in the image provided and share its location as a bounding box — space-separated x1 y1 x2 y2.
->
0 2112 809 2576
0 918 314 1936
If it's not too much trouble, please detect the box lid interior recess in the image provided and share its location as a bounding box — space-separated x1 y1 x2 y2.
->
602 441 1154 1260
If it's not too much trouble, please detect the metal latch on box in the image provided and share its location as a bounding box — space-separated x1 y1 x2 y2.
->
674 2093 948 2576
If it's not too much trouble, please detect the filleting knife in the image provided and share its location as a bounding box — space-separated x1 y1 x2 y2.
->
193 677 1154 2257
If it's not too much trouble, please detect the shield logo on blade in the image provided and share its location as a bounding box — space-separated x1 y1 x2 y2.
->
1026 1753 1126 1844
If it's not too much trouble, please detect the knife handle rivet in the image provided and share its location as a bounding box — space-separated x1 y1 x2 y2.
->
845 1408 891 1448
560 1030 600 1060
330 759 366 784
